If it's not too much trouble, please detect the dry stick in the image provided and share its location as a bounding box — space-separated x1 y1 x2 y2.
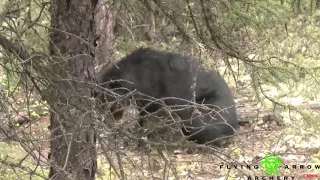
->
147 154 156 179
4 124 50 168
157 149 180 180
0 157 48 180
98 136 122 179
162 160 168 180
115 141 126 180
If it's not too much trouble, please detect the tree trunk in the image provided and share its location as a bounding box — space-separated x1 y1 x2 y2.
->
95 0 117 71
142 0 156 41
48 0 97 179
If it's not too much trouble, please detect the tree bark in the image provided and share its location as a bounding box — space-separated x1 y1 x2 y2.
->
142 0 156 41
48 0 97 179
94 0 117 71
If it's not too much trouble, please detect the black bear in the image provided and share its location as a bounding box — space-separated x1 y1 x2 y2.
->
94 48 238 145
181 70 238 145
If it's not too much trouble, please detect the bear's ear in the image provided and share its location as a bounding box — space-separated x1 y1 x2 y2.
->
108 80 121 89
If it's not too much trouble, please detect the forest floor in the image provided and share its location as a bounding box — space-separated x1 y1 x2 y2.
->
2 96 320 180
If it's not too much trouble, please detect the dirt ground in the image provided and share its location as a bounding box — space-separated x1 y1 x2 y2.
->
9 99 320 180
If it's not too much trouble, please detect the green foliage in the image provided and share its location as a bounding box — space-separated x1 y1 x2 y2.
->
0 73 49 122
0 142 49 180
219 0 290 36
1 73 19 94
253 12 320 101
116 36 148 56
